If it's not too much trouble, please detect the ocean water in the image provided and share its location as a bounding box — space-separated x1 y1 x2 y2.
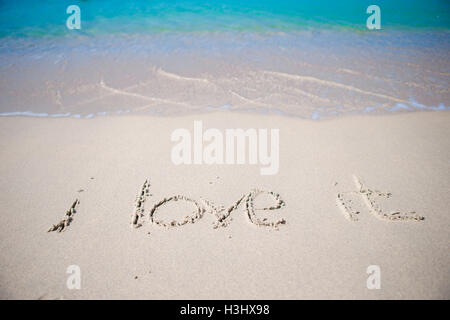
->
0 0 449 37
0 1 449 119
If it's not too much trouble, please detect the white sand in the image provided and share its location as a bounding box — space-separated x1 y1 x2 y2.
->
0 111 449 299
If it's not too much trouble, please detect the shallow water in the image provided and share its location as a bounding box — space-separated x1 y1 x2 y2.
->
1 0 449 37
0 1 449 119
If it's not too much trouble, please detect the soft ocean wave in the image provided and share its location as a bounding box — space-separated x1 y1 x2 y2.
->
0 1 449 119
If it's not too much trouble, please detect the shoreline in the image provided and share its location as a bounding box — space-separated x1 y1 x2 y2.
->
2 30 449 120
0 32 450 118
1 107 449 121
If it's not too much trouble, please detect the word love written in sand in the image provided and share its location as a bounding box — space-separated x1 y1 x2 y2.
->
130 179 287 230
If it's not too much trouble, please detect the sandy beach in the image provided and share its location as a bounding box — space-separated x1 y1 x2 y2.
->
0 111 448 299
1 0 449 302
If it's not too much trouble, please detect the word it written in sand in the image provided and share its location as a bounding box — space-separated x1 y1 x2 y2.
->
336 175 424 222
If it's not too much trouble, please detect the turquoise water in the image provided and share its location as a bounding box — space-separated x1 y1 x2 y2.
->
0 1 449 119
0 0 449 37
